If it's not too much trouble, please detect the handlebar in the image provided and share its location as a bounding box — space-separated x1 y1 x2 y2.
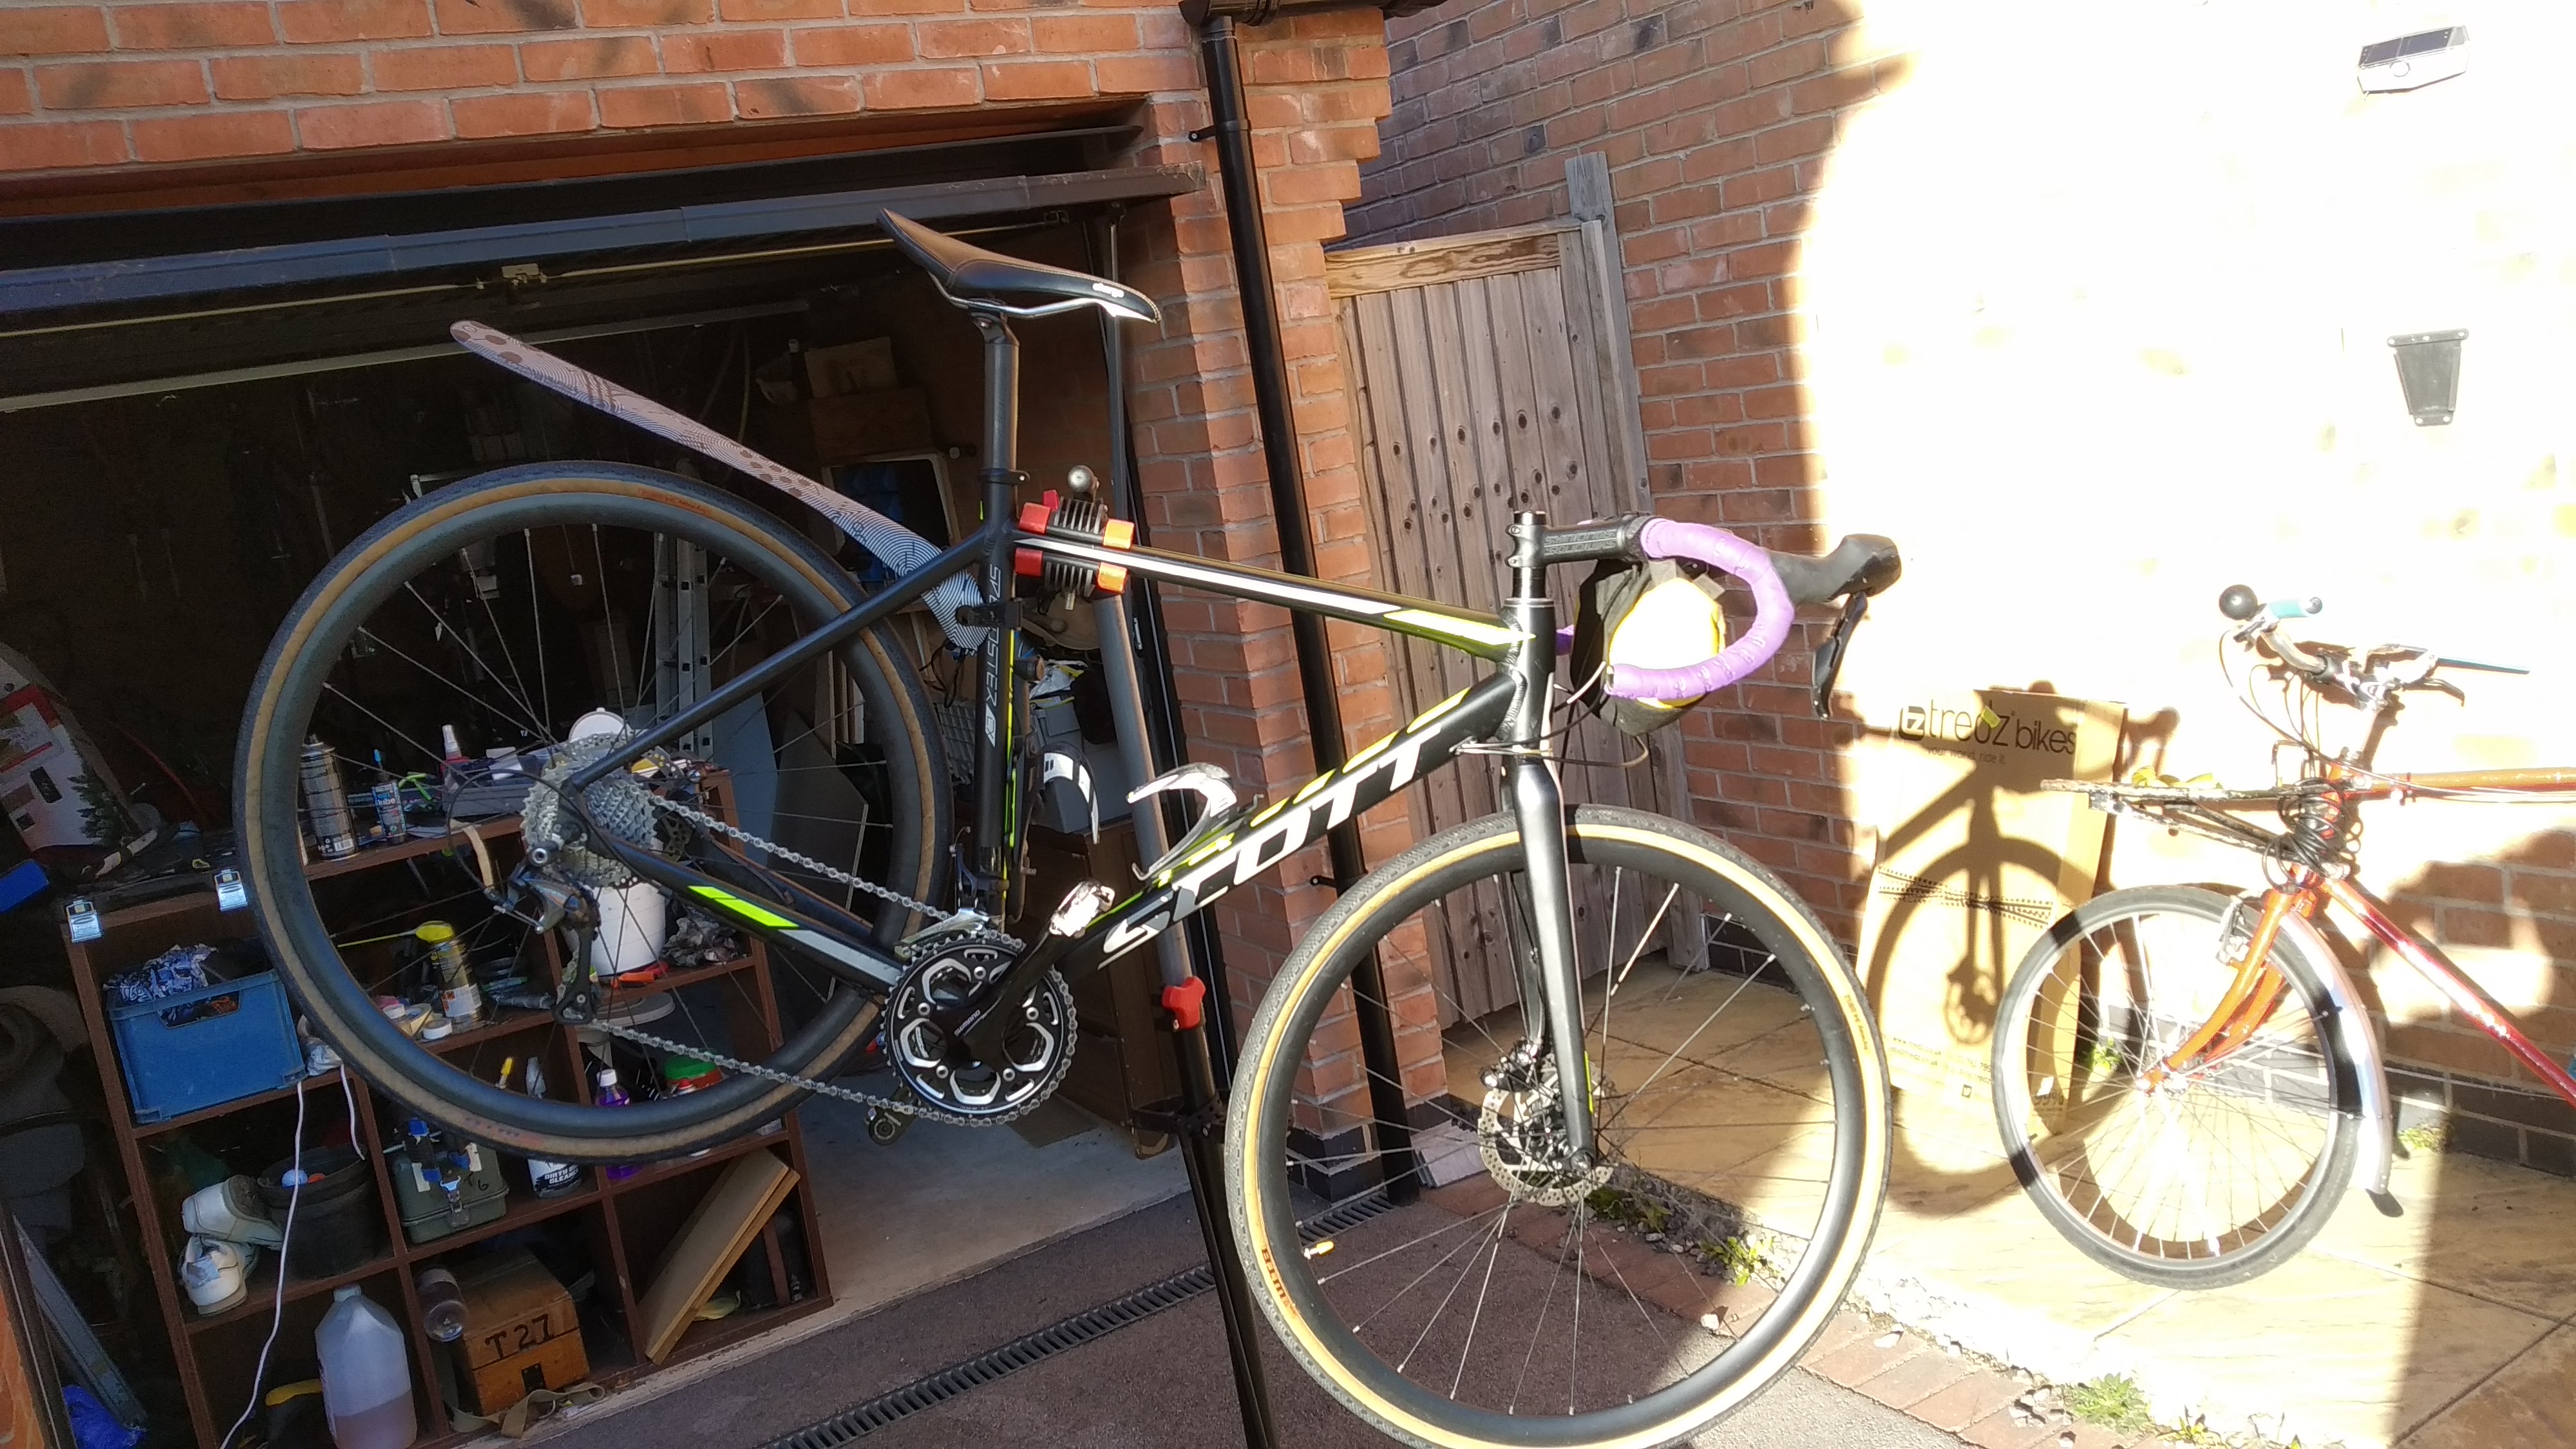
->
2215 583 2530 705
2217 585 2322 623
1601 521 1796 703
1563 518 1900 706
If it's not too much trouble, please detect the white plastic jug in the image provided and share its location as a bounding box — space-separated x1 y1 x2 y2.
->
316 1284 417 1449
569 707 669 978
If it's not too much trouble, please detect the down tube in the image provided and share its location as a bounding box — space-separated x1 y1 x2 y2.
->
1056 672 1519 983
2326 876 2576 1103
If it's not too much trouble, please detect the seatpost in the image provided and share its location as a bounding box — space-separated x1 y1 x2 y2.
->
970 309 1025 913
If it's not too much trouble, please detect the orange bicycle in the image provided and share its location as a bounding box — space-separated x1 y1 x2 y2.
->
1989 585 2575 1287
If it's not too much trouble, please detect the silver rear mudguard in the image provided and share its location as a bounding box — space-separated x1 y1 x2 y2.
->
2276 909 2396 1204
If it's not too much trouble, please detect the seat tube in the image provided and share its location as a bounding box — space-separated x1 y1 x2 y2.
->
1504 512 1594 1159
971 310 1023 912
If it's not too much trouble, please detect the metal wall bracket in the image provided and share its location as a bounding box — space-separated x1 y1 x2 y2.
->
2389 329 2466 426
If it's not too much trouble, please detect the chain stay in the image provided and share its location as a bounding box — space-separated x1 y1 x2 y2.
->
598 792 1036 1124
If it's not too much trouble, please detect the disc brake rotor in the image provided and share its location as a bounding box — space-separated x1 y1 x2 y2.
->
1481 1075 1613 1207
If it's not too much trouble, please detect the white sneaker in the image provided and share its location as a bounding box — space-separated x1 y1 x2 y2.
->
181 1175 283 1247
180 1236 251 1316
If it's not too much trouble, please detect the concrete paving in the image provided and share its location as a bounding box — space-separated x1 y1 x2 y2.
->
1558 960 2576 1449
529 1193 1965 1449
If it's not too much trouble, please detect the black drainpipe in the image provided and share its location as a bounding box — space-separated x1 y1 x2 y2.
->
1183 0 1442 1203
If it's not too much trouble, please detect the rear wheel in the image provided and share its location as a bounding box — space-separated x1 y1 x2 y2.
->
1991 884 2357 1288
1226 807 1889 1449
237 464 946 1161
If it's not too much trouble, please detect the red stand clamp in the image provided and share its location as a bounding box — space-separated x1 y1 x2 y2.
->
1161 976 1208 1031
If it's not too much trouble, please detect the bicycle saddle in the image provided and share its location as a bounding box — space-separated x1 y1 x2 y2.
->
879 211 1160 323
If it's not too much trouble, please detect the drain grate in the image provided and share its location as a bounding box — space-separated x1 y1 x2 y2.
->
762 1195 1396 1448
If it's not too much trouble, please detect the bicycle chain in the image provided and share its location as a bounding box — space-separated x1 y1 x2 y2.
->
643 791 949 931
595 791 1037 1125
587 1012 1030 1126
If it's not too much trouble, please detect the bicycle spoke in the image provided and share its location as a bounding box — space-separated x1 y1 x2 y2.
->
1448 1205 1515 1399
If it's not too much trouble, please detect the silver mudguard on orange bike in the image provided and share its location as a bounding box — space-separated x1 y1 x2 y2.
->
2274 909 2398 1208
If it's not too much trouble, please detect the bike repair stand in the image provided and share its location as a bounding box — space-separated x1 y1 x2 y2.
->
1091 588 1282 1449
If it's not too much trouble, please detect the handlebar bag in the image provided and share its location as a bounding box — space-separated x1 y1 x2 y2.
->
1571 559 1727 736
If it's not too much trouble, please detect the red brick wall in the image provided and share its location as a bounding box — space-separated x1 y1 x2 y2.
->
1348 0 1890 945
0 1 1209 164
1110 15 1443 1112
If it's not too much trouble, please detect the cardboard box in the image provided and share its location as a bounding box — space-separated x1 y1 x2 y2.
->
450 1249 587 1415
1852 688 2125 1117
804 338 897 397
806 388 934 463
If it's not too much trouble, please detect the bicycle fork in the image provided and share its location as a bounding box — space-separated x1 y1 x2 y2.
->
1504 513 1596 1163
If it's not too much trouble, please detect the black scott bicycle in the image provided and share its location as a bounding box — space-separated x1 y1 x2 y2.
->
238 212 1902 1449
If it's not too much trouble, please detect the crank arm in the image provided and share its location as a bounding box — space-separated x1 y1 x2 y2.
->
938 884 1115 1063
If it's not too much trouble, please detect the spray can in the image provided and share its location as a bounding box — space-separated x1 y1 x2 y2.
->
299 737 357 860
369 752 404 840
415 922 482 1028
367 781 402 842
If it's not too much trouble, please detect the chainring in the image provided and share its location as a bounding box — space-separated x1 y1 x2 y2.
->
1481 1074 1613 1207
886 935 1075 1120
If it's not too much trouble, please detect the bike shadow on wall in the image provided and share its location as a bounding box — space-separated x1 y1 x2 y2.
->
1837 687 2179 1220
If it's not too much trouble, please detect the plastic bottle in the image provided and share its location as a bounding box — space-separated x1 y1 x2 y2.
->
316 1285 417 1449
592 1066 638 1182
413 1267 464 1343
517 1059 582 1197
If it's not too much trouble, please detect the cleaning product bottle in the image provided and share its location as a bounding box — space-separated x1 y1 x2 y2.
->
591 1063 638 1181
316 1284 416 1449
516 1058 582 1197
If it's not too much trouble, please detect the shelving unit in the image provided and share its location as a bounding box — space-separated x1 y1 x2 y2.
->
64 781 829 1449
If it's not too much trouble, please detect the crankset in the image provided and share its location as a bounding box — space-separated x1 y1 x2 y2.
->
886 932 1077 1119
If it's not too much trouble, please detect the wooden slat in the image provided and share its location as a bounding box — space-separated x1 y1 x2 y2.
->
1347 291 1484 1021
1338 296 1437 859
638 1151 798 1363
1387 288 1479 712
1421 278 1524 1018
1325 222 1579 298
1405 281 1517 1019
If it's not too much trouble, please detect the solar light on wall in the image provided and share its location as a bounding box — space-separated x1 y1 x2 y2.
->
2358 26 2468 93
2389 330 2466 426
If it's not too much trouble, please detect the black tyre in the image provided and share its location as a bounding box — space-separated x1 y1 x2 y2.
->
238 464 945 1161
1991 884 2358 1288
1226 807 1889 1449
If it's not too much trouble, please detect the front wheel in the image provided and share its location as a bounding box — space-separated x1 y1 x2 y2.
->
1991 884 2358 1289
1226 806 1889 1449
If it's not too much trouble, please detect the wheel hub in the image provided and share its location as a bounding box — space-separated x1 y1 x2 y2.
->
1479 1075 1613 1207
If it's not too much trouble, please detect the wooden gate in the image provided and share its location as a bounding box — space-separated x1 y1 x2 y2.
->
1330 158 1701 1025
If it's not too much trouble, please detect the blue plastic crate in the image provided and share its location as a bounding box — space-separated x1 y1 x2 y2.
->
107 971 305 1123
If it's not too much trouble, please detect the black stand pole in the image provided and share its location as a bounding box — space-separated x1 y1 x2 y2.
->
1140 1016 1283 1449
1189 8 1418 1206
1086 211 1280 1449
